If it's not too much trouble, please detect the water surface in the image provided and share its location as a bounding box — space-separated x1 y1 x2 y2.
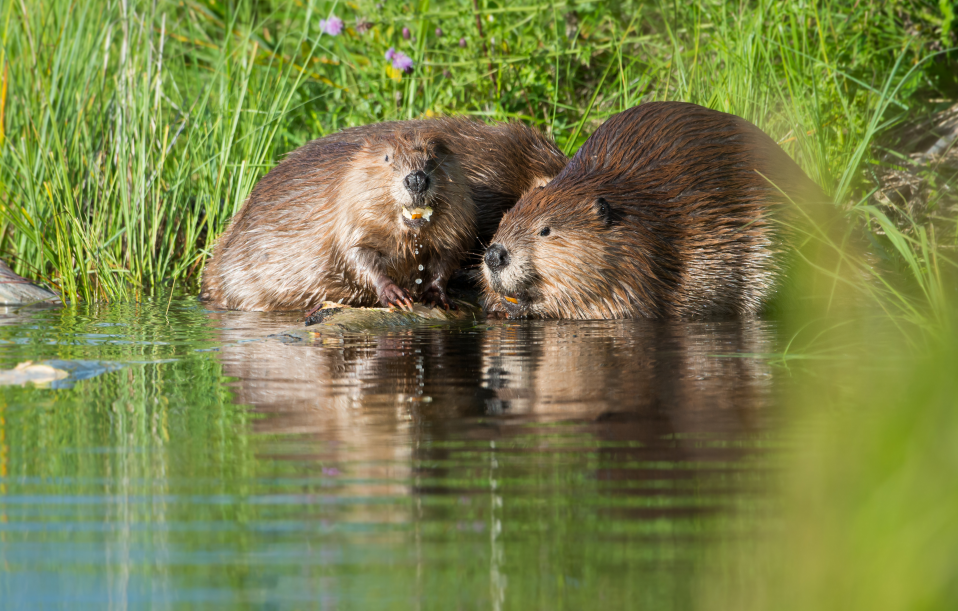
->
0 296 784 609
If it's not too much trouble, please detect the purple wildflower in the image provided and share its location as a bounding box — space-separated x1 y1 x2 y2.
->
402 26 411 40
391 51 415 73
319 15 344 36
459 37 467 48
322 467 341 477
435 27 443 37
385 47 414 73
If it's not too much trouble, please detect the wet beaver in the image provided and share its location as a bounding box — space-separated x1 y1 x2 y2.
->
481 102 829 319
200 130 474 311
201 118 567 312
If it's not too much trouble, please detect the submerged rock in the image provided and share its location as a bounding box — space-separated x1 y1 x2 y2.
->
0 359 126 388
0 260 61 305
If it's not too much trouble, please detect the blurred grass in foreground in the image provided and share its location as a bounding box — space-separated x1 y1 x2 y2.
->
703 314 958 610
0 0 955 328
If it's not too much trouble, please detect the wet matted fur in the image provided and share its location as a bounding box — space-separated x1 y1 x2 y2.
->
482 102 829 319
200 130 474 311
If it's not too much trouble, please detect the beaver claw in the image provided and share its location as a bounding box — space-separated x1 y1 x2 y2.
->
422 284 456 311
377 280 413 311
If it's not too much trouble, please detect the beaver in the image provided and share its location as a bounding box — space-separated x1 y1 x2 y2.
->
200 130 475 311
201 118 567 312
481 101 830 319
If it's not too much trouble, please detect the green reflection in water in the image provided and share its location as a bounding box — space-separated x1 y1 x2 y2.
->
0 295 777 610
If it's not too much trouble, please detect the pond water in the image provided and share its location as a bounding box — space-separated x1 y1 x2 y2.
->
0 294 786 610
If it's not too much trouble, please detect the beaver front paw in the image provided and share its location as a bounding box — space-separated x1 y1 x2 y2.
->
422 283 456 310
376 279 413 310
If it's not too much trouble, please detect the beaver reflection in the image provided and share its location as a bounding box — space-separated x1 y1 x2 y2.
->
411 319 778 528
210 313 775 462
208 313 777 596
476 319 775 466
481 320 774 423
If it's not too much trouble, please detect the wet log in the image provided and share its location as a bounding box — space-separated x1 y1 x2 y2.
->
305 300 479 328
265 300 483 343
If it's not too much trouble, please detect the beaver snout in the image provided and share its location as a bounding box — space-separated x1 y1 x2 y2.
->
403 170 430 194
484 244 511 272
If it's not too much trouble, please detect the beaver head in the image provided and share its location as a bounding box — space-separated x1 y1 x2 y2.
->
347 132 470 235
481 183 667 319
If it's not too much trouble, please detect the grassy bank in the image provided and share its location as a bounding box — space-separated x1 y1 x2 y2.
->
1 0 955 318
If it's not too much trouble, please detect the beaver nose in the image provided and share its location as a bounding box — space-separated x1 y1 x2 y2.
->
403 171 430 194
484 244 511 272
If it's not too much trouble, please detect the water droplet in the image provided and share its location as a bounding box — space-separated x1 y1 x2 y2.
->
415 249 419 255
415 279 423 285
418 264 424 271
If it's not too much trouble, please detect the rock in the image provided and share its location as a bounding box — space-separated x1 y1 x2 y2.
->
0 359 126 388
0 260 61 305
0 361 69 386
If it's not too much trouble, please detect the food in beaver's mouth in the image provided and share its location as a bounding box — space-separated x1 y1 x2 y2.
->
402 206 434 221
503 295 518 304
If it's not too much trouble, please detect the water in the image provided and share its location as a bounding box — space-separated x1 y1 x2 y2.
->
0 295 784 610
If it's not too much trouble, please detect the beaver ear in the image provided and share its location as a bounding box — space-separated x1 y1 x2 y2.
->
595 197 614 226
428 137 452 156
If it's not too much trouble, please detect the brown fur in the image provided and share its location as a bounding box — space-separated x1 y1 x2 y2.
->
322 116 568 245
201 117 567 312
200 131 475 311
481 102 830 319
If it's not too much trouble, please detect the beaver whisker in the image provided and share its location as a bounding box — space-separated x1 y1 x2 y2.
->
473 234 491 250
426 155 451 178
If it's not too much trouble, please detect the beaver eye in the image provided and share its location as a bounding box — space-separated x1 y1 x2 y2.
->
539 227 551 237
596 197 613 226
384 155 389 162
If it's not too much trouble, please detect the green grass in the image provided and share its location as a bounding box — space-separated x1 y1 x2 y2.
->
0 0 955 323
